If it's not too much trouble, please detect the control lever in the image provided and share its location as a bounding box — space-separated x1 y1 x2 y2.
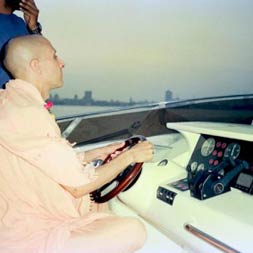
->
187 160 230 199
200 159 249 200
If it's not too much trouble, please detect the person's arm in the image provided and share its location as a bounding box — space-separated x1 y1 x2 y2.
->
83 142 125 162
19 0 41 34
61 141 153 198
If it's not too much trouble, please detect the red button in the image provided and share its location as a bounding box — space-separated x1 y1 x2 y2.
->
216 142 221 148
222 143 227 149
214 160 219 166
209 159 214 165
212 150 217 156
218 151 223 157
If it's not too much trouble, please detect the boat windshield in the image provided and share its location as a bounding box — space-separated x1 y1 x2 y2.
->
35 1 253 120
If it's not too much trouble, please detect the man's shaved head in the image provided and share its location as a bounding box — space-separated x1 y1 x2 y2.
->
4 35 52 78
3 35 64 100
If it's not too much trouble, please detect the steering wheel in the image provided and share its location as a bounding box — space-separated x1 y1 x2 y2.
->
90 135 146 203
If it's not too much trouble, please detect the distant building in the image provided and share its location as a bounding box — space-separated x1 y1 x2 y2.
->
82 91 93 105
165 90 173 101
54 94 60 102
129 97 135 105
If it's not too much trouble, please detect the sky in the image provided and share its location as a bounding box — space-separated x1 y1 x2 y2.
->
30 0 253 102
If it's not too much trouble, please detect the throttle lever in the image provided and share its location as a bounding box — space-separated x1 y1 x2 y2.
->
188 159 231 199
212 160 249 193
200 159 249 199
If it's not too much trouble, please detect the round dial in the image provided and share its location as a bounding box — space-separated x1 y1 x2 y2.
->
224 143 241 160
190 161 198 172
213 183 224 194
201 138 216 157
197 163 205 171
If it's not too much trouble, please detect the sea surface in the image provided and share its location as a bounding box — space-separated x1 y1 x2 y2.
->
51 105 121 118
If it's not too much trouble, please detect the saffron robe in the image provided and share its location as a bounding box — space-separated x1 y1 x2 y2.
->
0 80 145 253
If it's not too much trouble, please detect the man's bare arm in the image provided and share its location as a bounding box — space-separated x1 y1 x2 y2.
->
83 142 125 163
61 141 153 198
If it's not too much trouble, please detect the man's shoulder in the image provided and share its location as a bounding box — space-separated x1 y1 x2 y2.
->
0 84 46 123
0 13 28 41
0 13 25 26
0 101 57 137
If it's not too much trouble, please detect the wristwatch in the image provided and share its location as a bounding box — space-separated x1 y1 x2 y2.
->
29 22 42 34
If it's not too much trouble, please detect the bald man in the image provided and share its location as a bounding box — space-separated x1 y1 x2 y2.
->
4 35 64 100
0 35 153 253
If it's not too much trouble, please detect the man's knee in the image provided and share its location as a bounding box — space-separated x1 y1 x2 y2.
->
121 217 147 250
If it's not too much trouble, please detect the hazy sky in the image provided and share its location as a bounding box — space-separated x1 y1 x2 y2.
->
33 0 253 102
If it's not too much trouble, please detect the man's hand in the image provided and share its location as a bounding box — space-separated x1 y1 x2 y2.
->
19 0 39 30
127 141 154 163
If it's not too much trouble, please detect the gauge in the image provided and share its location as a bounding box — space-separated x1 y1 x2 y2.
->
224 143 241 160
201 138 216 157
213 183 224 194
197 163 205 171
190 161 198 172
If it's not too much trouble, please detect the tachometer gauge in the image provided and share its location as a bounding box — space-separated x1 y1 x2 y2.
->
201 138 216 157
224 143 241 160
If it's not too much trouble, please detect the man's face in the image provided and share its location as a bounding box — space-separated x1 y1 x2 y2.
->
39 41 65 90
4 0 21 10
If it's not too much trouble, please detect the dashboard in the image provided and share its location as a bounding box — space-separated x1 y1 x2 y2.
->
113 122 253 253
186 134 253 199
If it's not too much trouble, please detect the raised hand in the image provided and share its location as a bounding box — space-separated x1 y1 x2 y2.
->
19 0 39 30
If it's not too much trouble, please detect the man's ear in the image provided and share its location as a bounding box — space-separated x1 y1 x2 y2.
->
29 58 41 74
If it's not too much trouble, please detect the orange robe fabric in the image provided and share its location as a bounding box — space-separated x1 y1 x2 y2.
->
0 80 145 253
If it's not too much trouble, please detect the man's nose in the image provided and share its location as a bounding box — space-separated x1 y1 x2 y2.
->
58 58 65 68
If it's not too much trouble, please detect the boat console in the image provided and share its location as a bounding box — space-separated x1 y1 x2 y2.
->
109 122 253 253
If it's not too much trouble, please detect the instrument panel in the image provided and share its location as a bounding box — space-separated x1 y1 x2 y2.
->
186 134 253 199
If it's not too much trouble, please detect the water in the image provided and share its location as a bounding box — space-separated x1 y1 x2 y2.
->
51 105 120 118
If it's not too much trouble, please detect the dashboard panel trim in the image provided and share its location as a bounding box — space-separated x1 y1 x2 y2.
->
184 224 241 253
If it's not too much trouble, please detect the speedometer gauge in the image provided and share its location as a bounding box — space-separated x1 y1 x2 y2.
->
224 143 241 160
201 138 215 157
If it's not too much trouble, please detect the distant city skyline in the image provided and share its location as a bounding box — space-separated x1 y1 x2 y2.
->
49 89 175 106
33 0 253 102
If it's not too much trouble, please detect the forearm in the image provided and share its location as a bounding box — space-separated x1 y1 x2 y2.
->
95 151 133 186
82 142 124 163
83 146 106 163
63 141 153 198
62 150 133 198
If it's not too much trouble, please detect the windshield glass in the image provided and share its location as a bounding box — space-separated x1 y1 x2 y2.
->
36 0 253 118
